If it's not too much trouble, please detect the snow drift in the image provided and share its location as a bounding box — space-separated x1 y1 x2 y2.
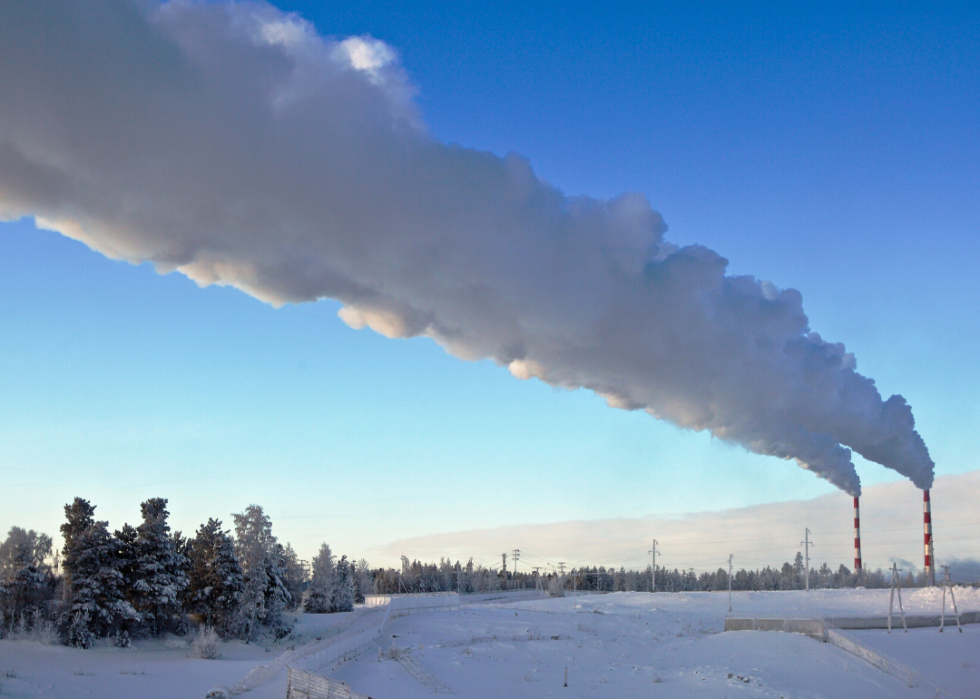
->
0 0 934 495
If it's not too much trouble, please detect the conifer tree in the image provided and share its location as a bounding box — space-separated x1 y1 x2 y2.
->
304 543 334 614
60 499 137 648
354 559 372 603
113 523 140 635
185 518 245 638
263 543 292 638
331 556 355 613
131 498 189 636
238 567 267 642
280 543 305 611
232 505 287 640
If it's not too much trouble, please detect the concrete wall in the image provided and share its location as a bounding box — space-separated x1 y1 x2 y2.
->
723 617 826 639
826 610 979 630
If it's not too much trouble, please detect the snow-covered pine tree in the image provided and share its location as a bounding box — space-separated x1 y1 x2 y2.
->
354 559 372 603
304 543 334 614
238 566 267 643
185 518 245 638
170 529 191 636
331 556 355 613
232 505 277 641
131 498 189 636
113 523 140 636
280 543 305 611
263 544 293 638
60 499 137 648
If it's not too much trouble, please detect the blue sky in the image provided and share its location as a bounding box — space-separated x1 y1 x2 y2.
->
1 1 977 567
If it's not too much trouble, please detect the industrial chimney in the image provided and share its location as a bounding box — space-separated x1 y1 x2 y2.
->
923 489 935 586
853 496 862 572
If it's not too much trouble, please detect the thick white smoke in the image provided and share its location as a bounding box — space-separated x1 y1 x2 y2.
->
0 0 934 496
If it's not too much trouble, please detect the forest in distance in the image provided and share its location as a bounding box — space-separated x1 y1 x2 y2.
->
0 496 945 650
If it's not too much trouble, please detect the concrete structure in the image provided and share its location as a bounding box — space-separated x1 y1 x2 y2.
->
724 612 980 636
723 617 826 639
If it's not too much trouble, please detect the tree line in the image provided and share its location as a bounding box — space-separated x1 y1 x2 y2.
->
0 498 363 647
359 552 934 595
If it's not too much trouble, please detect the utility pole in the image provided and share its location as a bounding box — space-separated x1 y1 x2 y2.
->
502 552 507 574
557 562 566 576
728 554 734 613
649 539 659 593
800 528 814 592
512 549 520 578
939 565 962 633
888 562 907 633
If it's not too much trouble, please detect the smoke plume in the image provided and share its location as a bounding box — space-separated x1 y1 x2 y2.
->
0 0 934 495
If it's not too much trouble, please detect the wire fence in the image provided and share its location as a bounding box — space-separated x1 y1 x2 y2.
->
285 667 371 699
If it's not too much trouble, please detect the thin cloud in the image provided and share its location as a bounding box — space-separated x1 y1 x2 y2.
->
378 472 980 572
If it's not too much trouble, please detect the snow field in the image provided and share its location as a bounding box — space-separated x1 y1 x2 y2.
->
1 589 978 698
0 611 355 699
330 590 980 699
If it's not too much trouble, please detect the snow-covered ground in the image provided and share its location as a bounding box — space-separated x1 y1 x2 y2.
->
1 589 978 698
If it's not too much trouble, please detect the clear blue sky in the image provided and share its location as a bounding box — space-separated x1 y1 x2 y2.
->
1 1 977 565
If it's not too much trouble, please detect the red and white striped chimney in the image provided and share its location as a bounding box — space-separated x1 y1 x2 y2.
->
923 489 935 585
853 496 862 571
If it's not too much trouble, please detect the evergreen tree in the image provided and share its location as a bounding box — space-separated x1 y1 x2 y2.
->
60 500 136 648
232 505 286 640
264 544 293 638
305 543 334 614
60 498 96 590
331 556 355 613
279 543 305 611
185 518 245 638
354 559 372 603
113 523 140 635
131 498 189 636
238 567 267 643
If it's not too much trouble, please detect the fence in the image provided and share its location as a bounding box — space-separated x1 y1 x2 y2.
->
459 590 547 604
292 607 391 673
285 667 371 699
364 592 460 614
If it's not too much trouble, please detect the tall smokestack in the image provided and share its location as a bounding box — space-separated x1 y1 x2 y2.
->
853 496 862 571
923 489 935 586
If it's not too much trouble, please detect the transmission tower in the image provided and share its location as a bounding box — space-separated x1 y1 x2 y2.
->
649 539 660 593
800 528 814 592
